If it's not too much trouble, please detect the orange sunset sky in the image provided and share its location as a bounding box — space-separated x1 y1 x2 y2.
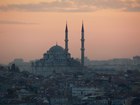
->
0 0 140 64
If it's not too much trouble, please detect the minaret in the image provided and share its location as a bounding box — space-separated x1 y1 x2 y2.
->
65 22 69 53
81 22 85 66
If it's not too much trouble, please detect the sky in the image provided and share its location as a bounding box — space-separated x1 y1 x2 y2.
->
0 0 140 64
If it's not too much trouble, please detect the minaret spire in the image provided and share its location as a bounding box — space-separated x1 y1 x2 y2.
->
81 21 85 66
82 21 84 32
65 21 69 53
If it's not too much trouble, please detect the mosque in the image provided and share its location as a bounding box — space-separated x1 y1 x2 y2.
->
31 22 85 76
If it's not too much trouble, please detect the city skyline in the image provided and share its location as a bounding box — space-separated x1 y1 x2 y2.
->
0 0 140 64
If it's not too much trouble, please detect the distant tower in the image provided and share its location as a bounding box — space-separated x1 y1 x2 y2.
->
65 22 69 53
81 22 85 66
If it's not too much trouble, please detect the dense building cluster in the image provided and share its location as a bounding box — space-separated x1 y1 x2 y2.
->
0 64 140 105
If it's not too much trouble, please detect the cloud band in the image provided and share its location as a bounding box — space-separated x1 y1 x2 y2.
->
0 0 140 12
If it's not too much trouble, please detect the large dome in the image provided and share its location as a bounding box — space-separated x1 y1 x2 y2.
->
49 44 65 53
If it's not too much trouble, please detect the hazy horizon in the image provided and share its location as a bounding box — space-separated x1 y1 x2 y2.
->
0 0 140 64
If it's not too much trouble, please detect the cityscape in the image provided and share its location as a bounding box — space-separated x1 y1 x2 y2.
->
0 0 140 105
0 24 140 105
